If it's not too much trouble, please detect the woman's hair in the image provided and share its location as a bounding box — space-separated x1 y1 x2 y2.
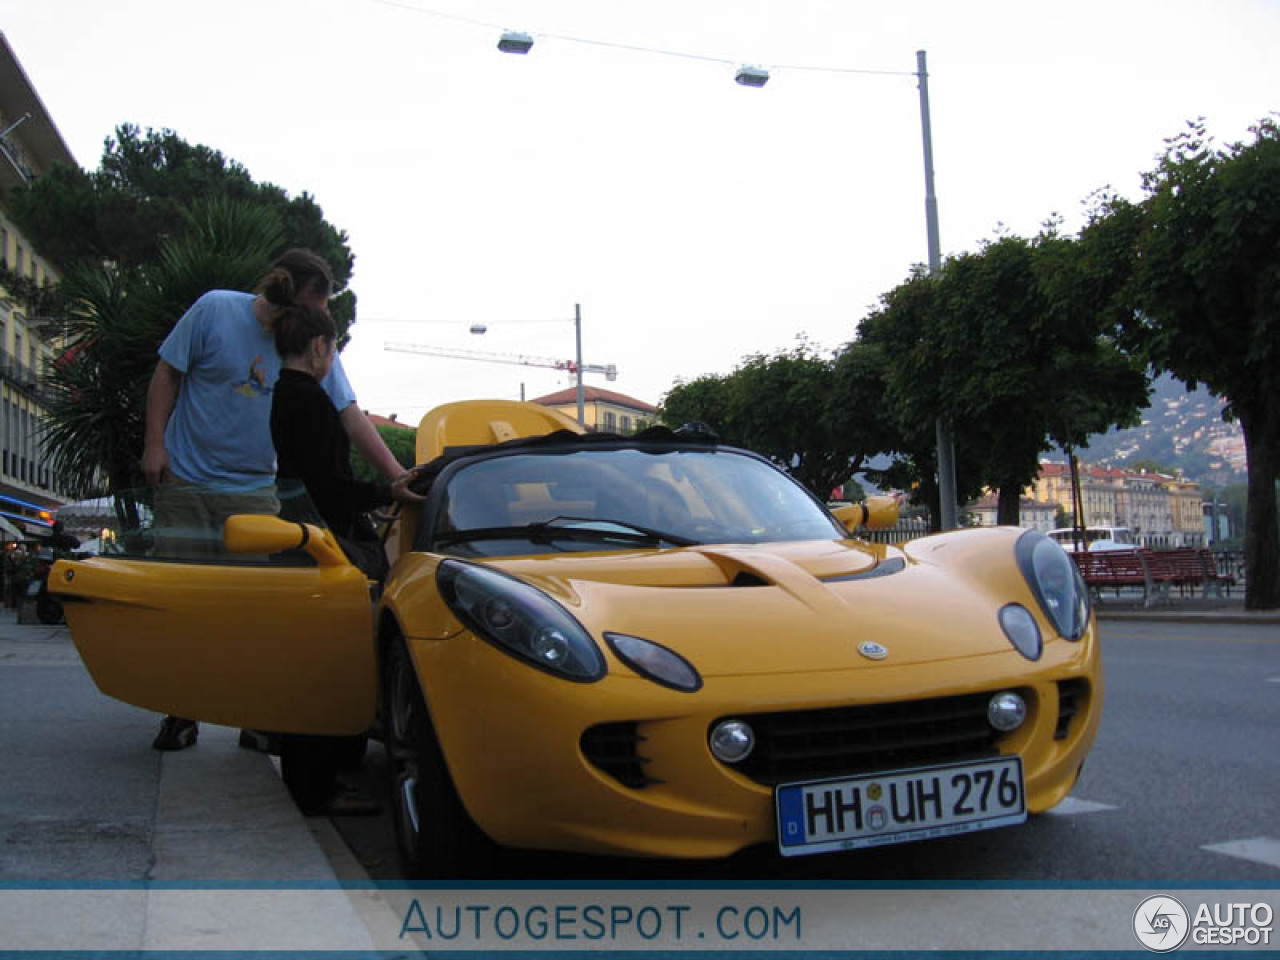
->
273 302 337 358
255 248 335 308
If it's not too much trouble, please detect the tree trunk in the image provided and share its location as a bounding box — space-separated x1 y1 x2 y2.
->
1239 407 1280 610
996 485 1022 527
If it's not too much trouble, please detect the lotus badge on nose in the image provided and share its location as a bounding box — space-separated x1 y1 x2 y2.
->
858 641 888 660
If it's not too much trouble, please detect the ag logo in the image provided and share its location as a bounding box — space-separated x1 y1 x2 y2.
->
858 641 888 660
1133 895 1190 952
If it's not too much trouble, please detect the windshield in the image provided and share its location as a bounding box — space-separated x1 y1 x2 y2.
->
424 447 843 557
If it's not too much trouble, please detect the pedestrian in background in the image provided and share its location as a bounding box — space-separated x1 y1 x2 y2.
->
141 248 407 752
4 544 31 609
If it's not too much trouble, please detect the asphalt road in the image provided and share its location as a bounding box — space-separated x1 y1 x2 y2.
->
0 634 160 880
333 618 1280 883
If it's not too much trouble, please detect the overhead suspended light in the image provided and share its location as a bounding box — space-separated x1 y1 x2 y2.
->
498 30 534 54
734 65 770 88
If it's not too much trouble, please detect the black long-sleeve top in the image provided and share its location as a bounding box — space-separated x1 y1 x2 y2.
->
271 368 391 539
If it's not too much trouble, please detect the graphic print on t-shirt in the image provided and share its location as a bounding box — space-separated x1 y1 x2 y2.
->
234 355 274 398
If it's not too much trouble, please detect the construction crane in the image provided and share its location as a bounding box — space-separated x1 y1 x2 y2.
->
384 335 619 426
384 341 618 382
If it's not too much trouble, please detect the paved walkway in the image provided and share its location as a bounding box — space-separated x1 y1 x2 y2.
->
0 605 395 951
1091 593 1280 625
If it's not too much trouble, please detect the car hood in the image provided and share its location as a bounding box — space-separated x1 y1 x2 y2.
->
484 537 1026 678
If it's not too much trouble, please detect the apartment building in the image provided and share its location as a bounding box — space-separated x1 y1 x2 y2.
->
1031 462 1125 528
532 385 656 435
967 494 1058 532
1024 460 1205 548
0 33 77 536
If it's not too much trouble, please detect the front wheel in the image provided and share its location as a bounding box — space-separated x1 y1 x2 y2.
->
382 638 491 877
36 590 64 625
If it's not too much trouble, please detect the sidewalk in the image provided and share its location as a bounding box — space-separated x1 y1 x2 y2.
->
0 605 398 952
1091 592 1280 625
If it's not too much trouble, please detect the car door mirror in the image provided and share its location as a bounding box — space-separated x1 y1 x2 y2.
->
223 515 350 567
832 496 900 533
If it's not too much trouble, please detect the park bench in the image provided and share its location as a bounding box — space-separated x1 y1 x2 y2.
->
1146 548 1237 598
1157 548 1214 597
1073 547 1239 606
1196 548 1238 597
1071 550 1175 608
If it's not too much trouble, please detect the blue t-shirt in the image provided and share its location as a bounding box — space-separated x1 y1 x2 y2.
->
159 290 357 491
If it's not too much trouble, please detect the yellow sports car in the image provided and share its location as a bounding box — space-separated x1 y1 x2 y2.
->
52 399 1101 876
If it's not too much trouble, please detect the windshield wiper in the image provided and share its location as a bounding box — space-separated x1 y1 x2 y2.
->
434 516 699 549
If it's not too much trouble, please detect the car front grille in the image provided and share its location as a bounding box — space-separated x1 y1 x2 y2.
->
584 683 1089 792
581 722 661 788
721 691 1013 787
1055 677 1089 740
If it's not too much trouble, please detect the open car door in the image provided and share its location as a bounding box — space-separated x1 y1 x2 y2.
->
50 496 376 735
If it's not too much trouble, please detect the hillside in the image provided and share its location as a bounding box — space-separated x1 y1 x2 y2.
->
1073 374 1245 488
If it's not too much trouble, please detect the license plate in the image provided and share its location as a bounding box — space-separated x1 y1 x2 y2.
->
776 756 1026 857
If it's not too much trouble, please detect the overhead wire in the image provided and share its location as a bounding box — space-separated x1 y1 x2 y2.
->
366 0 917 78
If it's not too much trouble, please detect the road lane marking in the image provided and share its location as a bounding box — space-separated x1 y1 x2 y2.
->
1202 836 1280 870
1043 797 1117 816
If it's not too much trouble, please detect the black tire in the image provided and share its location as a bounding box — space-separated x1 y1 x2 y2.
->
382 638 491 878
279 734 344 815
334 732 370 771
36 592 64 625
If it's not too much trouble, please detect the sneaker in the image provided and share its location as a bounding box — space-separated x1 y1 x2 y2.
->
238 729 282 754
152 716 198 751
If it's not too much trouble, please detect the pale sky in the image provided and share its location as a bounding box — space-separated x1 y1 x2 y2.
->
4 0 1278 425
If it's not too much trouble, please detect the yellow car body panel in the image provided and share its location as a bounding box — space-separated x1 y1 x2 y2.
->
54 547 376 734
415 398 583 463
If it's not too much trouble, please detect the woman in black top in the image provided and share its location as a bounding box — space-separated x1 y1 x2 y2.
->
268 303 421 817
269 304 420 557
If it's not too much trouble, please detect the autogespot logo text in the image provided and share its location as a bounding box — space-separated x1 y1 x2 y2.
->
1133 895 1190 953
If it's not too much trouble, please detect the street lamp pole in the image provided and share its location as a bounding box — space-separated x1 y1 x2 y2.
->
574 303 585 426
916 50 957 530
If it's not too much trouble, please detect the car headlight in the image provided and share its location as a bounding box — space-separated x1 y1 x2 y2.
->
605 632 702 692
1015 530 1090 641
437 560 605 682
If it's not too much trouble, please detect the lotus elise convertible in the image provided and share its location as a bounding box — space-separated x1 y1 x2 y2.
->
52 399 1102 875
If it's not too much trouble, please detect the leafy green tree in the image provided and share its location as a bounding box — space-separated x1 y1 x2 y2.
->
1130 118 1280 609
1127 459 1179 476
860 227 1147 529
352 424 417 481
660 345 892 499
8 124 358 343
856 266 1001 528
658 374 733 437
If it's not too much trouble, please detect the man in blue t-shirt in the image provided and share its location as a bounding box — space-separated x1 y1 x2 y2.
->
142 250 404 753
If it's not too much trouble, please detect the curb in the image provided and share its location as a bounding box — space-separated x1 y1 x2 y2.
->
1097 610 1280 625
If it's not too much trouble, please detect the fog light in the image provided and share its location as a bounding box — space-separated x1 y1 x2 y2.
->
988 691 1027 732
709 720 755 763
